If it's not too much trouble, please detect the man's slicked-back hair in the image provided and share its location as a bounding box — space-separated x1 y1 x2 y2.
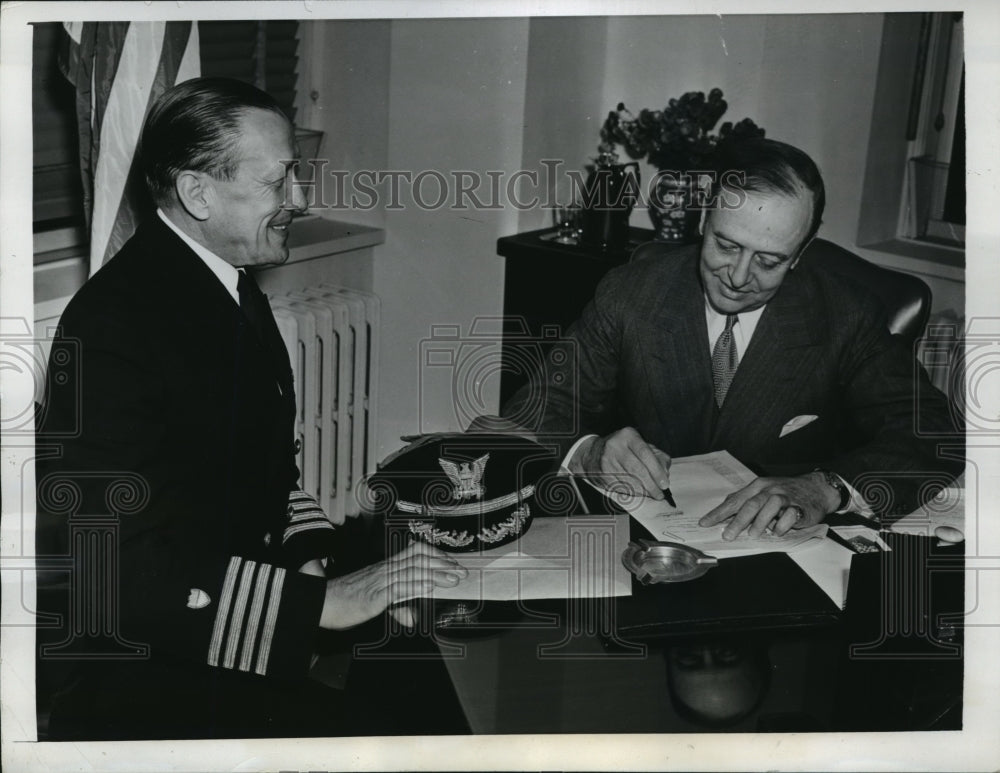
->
140 77 287 206
710 137 826 248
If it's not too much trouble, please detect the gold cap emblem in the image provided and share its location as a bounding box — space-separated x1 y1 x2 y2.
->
438 453 489 500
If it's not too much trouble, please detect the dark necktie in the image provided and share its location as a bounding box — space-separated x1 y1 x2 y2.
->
237 269 292 397
712 314 739 406
237 269 269 343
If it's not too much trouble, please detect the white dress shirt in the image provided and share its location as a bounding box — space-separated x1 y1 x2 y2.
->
704 301 766 361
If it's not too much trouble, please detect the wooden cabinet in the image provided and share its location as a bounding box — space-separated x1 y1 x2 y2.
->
496 226 654 406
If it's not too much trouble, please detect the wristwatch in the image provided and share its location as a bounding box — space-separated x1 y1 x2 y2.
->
815 469 851 512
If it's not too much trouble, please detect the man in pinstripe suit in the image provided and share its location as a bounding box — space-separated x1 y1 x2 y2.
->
36 78 466 739
504 139 961 540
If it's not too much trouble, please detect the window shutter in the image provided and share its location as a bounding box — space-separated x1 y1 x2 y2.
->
942 69 964 226
199 20 299 123
32 22 84 225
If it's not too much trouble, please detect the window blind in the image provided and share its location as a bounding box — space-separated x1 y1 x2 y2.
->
198 20 299 123
32 22 84 225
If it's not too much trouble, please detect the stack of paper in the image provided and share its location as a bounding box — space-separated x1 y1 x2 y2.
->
591 450 829 558
430 513 633 601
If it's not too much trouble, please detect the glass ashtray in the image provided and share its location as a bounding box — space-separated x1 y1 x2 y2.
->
621 539 718 584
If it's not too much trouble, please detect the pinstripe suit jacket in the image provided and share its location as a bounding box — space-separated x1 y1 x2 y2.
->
504 245 962 516
38 217 336 686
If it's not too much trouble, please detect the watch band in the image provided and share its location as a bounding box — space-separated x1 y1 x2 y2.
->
815 469 851 512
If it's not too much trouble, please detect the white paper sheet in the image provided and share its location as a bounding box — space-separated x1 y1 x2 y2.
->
430 513 633 601
590 450 828 557
788 538 855 608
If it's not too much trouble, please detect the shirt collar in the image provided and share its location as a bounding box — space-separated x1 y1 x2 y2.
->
703 297 767 330
157 208 240 305
704 295 768 358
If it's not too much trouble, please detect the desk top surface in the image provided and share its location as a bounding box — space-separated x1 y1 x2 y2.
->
318 502 965 735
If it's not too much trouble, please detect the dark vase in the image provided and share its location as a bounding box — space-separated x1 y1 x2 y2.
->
580 152 640 251
649 172 701 244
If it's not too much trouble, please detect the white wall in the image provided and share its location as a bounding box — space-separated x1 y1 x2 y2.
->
517 16 610 233
600 13 767 215
373 19 530 458
594 14 882 248
753 14 883 248
297 19 391 231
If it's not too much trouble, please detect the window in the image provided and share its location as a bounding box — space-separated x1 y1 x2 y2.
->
855 12 964 265
901 12 964 247
32 22 84 229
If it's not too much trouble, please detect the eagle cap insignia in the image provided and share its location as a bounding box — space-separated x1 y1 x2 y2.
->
439 453 489 500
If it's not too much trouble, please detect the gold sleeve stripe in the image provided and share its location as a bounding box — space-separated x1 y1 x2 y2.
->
254 566 286 676
239 563 273 673
223 560 257 670
208 556 242 667
282 522 334 544
288 510 331 523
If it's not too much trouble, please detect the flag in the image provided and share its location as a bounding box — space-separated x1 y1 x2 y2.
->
60 21 200 276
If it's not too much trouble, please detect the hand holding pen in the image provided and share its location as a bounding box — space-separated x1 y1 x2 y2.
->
570 427 673 502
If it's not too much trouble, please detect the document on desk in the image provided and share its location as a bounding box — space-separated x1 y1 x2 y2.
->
429 513 632 601
590 450 828 557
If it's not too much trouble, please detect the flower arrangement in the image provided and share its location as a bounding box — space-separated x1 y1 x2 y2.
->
599 88 764 171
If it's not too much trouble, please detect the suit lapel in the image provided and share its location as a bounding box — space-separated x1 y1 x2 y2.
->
711 267 825 448
143 217 293 401
142 217 243 335
637 251 717 452
130 217 297 533
240 272 295 399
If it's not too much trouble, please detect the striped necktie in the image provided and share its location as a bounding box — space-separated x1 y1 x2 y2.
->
712 314 739 406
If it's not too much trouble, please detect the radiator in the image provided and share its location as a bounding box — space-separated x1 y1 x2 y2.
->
268 284 380 524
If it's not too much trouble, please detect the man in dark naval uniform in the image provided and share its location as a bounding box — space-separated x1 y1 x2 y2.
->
37 77 466 740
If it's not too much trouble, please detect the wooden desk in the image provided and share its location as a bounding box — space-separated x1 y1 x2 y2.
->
438 606 841 734
315 515 964 735
431 527 964 734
